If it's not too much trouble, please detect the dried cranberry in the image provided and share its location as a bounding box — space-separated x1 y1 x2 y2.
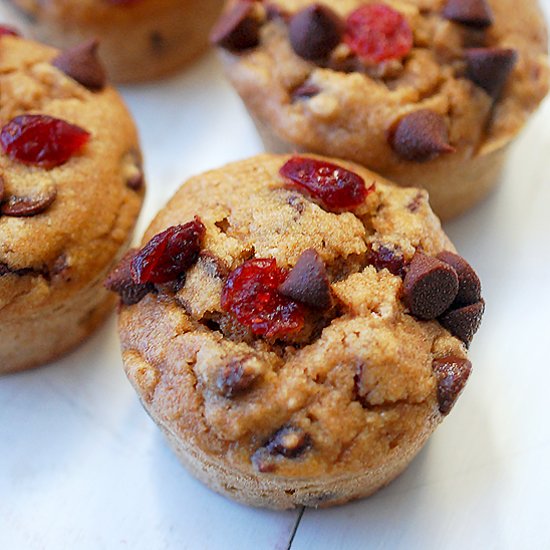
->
344 4 413 63
0 25 20 37
367 244 406 277
221 258 305 338
279 156 372 212
0 115 90 168
131 217 206 284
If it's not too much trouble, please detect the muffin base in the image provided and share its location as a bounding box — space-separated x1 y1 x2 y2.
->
0 277 115 375
253 115 508 221
153 410 440 509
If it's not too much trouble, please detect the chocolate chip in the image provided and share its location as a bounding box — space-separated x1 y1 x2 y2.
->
216 356 261 398
465 48 517 99
126 172 144 191
251 425 311 471
291 83 321 102
0 175 4 203
267 426 310 458
437 251 481 306
288 4 343 61
432 356 472 415
442 0 494 28
278 249 332 309
1 188 57 217
367 244 406 277
150 31 165 54
104 249 154 305
210 3 261 51
403 251 459 320
53 39 107 91
439 300 485 346
389 110 455 162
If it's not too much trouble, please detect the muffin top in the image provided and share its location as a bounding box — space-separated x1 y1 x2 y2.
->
114 154 483 479
212 0 549 169
0 33 144 316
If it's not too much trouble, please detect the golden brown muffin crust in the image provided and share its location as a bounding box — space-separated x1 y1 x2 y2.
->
0 35 144 371
119 155 469 490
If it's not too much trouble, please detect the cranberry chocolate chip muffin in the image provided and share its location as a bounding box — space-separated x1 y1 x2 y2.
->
108 154 484 509
211 0 549 219
5 0 224 82
0 32 144 373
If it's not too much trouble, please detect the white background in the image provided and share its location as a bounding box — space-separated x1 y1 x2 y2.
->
1 3 550 549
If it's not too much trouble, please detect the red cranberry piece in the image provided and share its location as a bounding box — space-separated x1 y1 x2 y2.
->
279 156 373 212
0 115 90 169
221 258 305 338
0 25 20 37
131 217 206 284
344 4 413 63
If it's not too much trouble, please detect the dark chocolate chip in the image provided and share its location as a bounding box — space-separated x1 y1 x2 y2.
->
465 47 518 99
439 299 485 346
266 426 311 458
432 356 472 415
251 425 311 473
104 249 154 305
1 188 57 217
389 110 455 162
150 31 165 54
52 39 107 91
210 3 261 51
442 0 494 28
437 251 481 306
216 357 260 398
278 249 332 309
126 172 144 191
291 83 321 102
0 175 4 203
403 251 459 320
288 4 343 61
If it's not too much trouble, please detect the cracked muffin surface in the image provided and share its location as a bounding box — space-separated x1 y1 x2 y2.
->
116 154 481 508
0 34 144 372
213 0 549 219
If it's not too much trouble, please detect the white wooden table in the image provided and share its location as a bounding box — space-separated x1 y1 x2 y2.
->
1 3 550 549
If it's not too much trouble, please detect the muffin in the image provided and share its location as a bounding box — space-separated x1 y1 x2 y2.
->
5 0 224 82
108 153 484 509
211 0 549 219
0 32 145 373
